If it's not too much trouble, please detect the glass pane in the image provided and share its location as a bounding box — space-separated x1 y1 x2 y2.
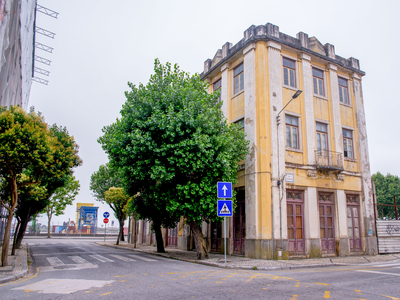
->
313 77 318 94
293 127 298 149
296 216 302 227
319 206 324 216
287 216 294 226
286 126 292 147
240 73 244 91
290 69 295 87
348 140 353 158
354 217 359 228
327 217 332 227
235 76 239 94
344 87 348 104
296 205 301 215
318 79 323 96
322 134 327 150
348 227 353 238
288 228 294 239
320 217 325 228
296 228 303 239
284 68 289 86
287 204 293 215
326 206 332 215
347 207 352 217
317 133 321 151
320 228 325 238
347 217 353 228
355 228 360 238
328 228 333 238
339 87 344 102
353 207 358 217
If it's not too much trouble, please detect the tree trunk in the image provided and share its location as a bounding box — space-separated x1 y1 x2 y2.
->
47 213 52 238
11 218 20 255
1 211 14 266
188 221 208 260
133 217 137 248
153 221 165 253
116 218 124 245
15 213 30 249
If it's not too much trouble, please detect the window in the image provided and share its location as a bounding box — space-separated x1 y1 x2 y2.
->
316 122 328 153
312 68 324 96
213 79 221 102
283 57 296 88
285 115 299 149
343 129 354 159
233 64 244 94
234 118 244 130
338 77 349 105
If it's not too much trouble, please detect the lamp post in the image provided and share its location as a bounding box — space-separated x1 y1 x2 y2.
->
275 89 302 258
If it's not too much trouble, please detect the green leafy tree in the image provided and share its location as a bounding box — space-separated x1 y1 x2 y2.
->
44 175 80 238
99 60 249 259
372 172 400 219
0 106 81 266
104 187 130 245
90 163 123 202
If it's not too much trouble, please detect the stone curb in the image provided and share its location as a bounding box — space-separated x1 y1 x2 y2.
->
0 244 28 285
95 242 344 271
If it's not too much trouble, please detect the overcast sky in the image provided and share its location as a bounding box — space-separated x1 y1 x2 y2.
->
29 0 400 226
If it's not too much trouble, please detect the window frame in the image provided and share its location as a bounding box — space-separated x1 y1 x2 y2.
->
282 57 297 89
285 114 300 150
342 128 355 159
316 122 329 153
312 67 325 97
233 63 244 95
338 77 350 105
213 78 221 102
234 118 245 131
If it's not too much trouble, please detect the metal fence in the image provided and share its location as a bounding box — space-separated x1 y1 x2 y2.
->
0 205 9 243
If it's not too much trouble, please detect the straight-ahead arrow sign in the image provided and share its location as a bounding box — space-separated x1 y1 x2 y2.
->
217 182 232 198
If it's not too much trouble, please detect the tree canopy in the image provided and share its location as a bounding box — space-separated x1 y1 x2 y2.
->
0 106 81 266
372 172 400 219
99 59 249 258
89 163 123 203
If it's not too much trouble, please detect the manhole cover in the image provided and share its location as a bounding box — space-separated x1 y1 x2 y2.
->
54 265 77 270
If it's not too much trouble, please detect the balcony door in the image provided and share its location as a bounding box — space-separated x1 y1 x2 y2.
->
319 192 336 254
286 190 305 255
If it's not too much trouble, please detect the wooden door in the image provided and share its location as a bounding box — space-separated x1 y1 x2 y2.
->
347 195 361 252
167 226 178 247
211 221 222 252
319 193 335 254
286 190 305 255
233 201 245 255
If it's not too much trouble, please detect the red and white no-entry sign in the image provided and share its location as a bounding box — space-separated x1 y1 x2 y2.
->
103 218 109 224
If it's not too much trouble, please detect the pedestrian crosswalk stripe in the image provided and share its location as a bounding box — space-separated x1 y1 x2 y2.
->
47 257 64 266
370 263 400 267
90 255 114 262
128 255 157 262
69 256 89 264
109 254 136 262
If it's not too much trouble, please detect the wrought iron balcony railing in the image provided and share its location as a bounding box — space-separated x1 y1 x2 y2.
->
314 150 344 171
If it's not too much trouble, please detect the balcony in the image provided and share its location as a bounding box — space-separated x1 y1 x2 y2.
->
314 150 344 172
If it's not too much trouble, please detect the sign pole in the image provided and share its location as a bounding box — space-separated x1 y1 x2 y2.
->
224 216 226 264
104 223 106 242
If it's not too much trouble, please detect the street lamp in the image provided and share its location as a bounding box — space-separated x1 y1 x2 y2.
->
275 89 302 258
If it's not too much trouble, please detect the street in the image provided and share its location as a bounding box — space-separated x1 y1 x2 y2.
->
0 237 399 299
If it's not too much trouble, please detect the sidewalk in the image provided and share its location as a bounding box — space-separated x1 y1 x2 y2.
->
0 244 28 284
97 241 400 270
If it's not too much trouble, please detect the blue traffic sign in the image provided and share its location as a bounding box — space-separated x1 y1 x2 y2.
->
217 200 233 217
217 182 232 198
103 212 110 218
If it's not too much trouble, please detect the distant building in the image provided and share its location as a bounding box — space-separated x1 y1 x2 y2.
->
197 22 377 259
0 0 36 110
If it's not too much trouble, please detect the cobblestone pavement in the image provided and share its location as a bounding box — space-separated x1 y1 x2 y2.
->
96 241 400 270
0 244 28 284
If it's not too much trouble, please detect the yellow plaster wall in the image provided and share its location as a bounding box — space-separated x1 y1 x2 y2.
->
231 93 245 120
340 105 354 127
285 150 303 164
314 98 330 120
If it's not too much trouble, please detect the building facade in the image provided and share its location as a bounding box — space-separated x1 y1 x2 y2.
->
0 0 36 110
199 23 377 259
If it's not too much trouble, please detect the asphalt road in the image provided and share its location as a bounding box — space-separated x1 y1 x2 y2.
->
0 238 399 299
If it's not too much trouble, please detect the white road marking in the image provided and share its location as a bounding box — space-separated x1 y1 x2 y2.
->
128 254 157 262
13 278 114 294
356 270 400 276
109 254 136 262
369 263 400 267
69 256 89 264
46 257 64 266
90 254 114 262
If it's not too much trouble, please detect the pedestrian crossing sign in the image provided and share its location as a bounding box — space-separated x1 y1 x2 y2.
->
217 200 233 217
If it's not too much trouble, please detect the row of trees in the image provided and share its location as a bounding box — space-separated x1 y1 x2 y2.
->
372 172 400 219
0 106 81 266
90 60 249 259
